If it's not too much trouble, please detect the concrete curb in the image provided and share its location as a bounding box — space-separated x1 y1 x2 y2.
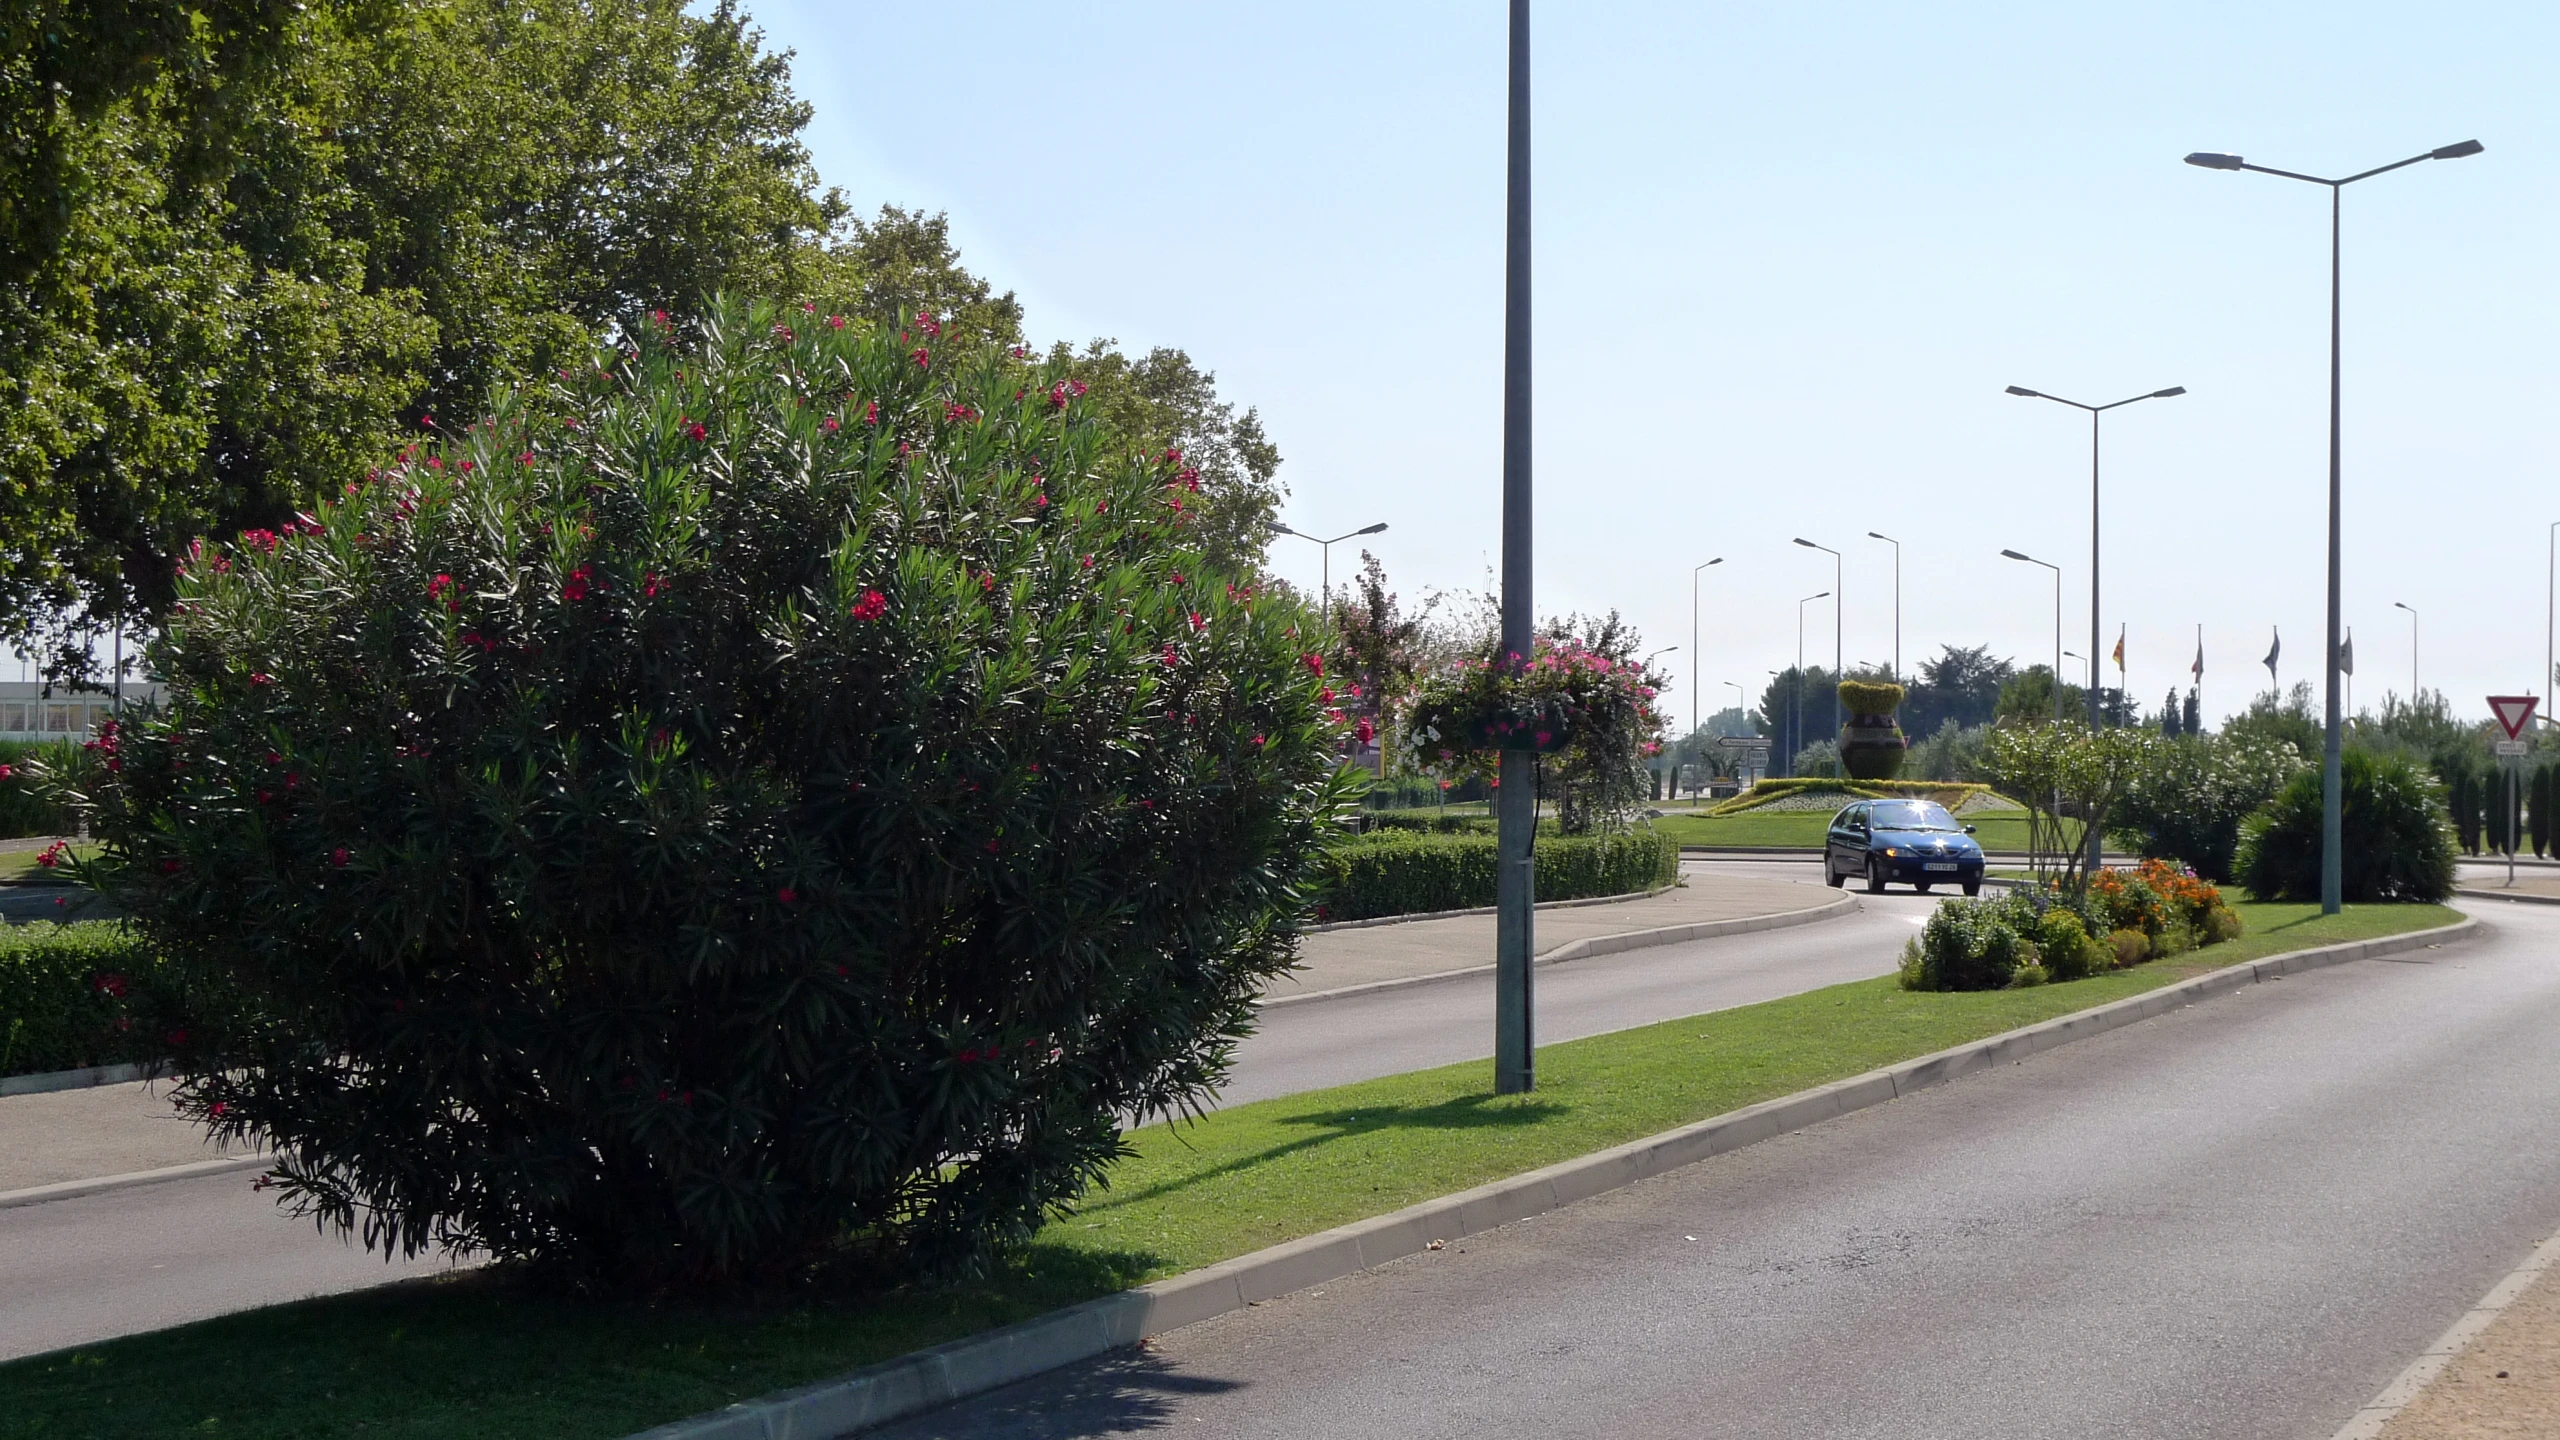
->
0 1152 273 1211
0 1060 165 1097
626 913 2480 1440
2329 1226 2560 1439
1303 882 1680 934
2454 886 2560 906
1260 893 1860 1010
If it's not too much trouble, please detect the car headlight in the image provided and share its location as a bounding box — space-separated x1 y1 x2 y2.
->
1881 847 1898 857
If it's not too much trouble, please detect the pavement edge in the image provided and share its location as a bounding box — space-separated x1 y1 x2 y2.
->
2328 1224 2560 1439
623 912 2479 1440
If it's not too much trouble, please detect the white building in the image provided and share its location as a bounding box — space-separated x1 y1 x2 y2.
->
0 681 166 742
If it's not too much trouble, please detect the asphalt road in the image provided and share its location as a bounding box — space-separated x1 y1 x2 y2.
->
873 899 2556 1440
1223 860 1918 1105
0 859 1903 1362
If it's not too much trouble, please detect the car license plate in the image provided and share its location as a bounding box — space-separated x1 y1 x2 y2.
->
1924 862 1958 872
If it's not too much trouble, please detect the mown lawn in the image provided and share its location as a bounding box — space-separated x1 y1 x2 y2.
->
0 898 2459 1440
1650 807 2076 854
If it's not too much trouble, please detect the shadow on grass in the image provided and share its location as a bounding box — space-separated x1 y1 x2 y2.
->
1083 1092 1563 1217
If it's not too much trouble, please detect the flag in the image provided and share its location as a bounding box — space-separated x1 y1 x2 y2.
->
2192 627 2204 680
2340 629 2354 676
2111 627 2125 672
2263 628 2280 670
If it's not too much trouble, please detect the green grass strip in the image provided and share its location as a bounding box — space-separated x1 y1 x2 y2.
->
1651 808 2074 853
0 899 2456 1440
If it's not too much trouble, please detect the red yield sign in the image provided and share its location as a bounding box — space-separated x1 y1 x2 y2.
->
2488 694 2539 741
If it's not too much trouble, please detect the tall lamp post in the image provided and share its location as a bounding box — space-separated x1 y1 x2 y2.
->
1867 532 1901 681
2385 597 2406 702
2186 137 2484 916
1794 590 1829 775
2545 521 2556 726
2004 383 2184 876
1276 522 1389 623
1690 557 1723 742
2002 549 2064 724
1493 0 1535 1095
1794 538 1843 740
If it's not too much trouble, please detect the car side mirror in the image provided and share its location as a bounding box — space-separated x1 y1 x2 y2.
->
1963 824 1978 834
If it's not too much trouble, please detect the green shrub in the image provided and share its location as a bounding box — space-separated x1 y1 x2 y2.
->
2114 734 2305 882
1311 830 1677 923
2234 748 2458 903
0 922 213 1076
70 297 1354 1289
1837 679 1906 717
2107 928 2150 968
1362 812 1493 836
2033 908 2107 982
1903 896 2025 991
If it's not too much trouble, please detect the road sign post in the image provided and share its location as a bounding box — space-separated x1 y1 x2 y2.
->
2489 696 2540 888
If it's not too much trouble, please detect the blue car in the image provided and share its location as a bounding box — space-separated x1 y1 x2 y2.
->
1823 799 1984 895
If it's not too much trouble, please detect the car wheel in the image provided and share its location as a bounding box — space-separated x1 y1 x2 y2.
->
1961 879 1981 897
1864 856 1887 894
1825 849 1846 888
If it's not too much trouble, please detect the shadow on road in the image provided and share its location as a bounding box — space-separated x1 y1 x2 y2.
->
885 1348 1242 1438
1092 1093 1561 1216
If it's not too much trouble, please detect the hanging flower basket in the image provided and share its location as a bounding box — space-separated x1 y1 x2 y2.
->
1399 641 1654 765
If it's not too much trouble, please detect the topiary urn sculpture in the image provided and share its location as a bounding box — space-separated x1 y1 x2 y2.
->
1837 679 1907 780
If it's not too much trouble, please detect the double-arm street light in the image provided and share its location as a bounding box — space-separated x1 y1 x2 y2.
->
1276 522 1389 623
1867 532 1901 681
2186 137 2483 916
1794 538 1843 740
2394 601 2418 704
1690 557 1724 744
2002 549 2064 724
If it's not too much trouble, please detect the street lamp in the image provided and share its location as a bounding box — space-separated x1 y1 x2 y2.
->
1492 0 1534 1096
1690 557 1723 744
1866 532 1901 681
1793 538 1843 741
2186 137 2483 916
2546 522 2556 727
2003 384 2184 732
1795 590 1829 776
2394 601 2418 705
1275 522 1389 624
2002 549 2064 724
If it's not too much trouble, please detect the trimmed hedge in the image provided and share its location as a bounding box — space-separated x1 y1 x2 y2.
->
1362 813 1495 836
0 922 177 1077
1312 830 1679 923
1709 777 1997 817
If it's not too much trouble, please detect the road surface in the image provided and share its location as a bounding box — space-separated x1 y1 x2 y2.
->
872 898 2554 1440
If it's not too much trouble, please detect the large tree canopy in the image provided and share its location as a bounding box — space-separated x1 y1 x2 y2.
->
1 0 1281 678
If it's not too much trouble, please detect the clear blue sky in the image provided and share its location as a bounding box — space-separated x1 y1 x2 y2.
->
754 0 2557 732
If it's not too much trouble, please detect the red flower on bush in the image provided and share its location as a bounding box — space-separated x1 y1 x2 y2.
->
35 840 68 869
1357 717 1376 744
850 589 888 621
0 764 13 781
92 972 128 998
777 887 797 905
822 415 840 434
915 311 942 339
643 571 664 598
1160 644 1180 667
1188 612 1206 633
911 347 932 370
684 421 708 442
331 847 350 868
1303 653 1324 677
561 566 594 602
945 402 977 423
428 573 458 611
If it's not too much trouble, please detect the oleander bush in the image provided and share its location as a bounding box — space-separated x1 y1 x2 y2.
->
2114 734 2306 883
2234 749 2458 904
1310 830 1677 923
58 297 1355 1290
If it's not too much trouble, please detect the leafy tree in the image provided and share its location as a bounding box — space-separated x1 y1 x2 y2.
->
1324 551 1433 718
1050 342 1284 577
1994 665 2085 726
1899 643 2013 738
1 0 1278 683
1985 723 2162 891
1759 665 1838 776
68 299 1351 1288
2223 681 2321 759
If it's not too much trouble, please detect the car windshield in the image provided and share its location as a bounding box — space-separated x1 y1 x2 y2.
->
1870 800 1960 832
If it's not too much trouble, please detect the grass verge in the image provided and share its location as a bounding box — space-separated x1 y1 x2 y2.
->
1652 808 2079 853
0 898 2459 1439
